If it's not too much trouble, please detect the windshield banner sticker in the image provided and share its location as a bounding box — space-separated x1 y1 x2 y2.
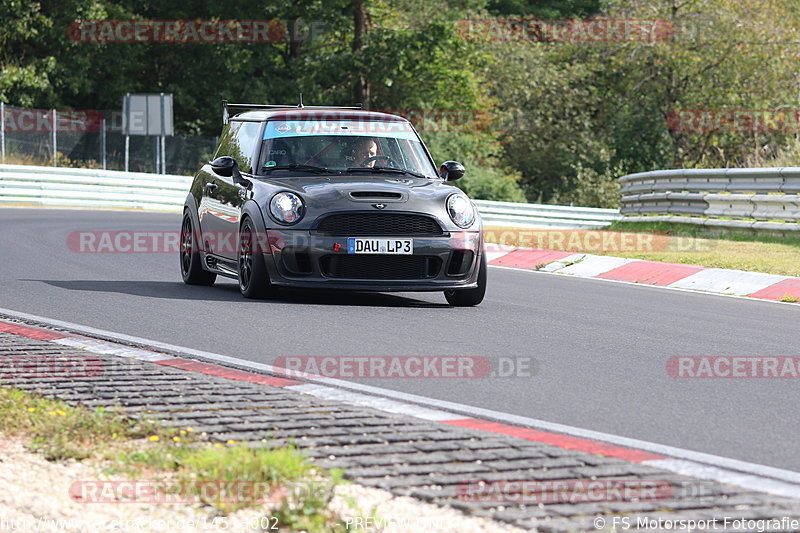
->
263 120 417 140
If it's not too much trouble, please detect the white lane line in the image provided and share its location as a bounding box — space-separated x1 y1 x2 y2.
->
1 306 800 499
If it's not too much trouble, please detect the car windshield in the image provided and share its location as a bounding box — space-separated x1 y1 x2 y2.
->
257 119 438 178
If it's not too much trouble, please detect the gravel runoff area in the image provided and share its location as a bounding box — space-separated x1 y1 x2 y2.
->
0 437 526 533
1 327 800 532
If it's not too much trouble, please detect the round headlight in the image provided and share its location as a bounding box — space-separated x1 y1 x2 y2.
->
269 192 305 225
447 193 475 228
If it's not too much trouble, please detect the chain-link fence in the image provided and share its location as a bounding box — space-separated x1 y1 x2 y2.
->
0 104 217 176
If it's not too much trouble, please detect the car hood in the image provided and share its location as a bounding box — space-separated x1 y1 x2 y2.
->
250 174 472 230
253 174 461 203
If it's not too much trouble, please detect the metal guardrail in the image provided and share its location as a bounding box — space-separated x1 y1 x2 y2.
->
0 164 622 228
473 199 620 229
0 164 191 212
619 167 800 231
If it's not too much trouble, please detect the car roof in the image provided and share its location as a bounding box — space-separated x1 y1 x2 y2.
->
231 109 410 123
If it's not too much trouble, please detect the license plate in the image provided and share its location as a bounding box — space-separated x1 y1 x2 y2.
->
347 237 413 254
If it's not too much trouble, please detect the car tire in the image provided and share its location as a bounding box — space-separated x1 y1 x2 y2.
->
180 211 216 286
444 253 486 307
238 217 276 299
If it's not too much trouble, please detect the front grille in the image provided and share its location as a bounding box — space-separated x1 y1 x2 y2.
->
320 255 441 280
316 213 444 236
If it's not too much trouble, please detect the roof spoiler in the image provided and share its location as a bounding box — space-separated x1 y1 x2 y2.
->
222 95 363 124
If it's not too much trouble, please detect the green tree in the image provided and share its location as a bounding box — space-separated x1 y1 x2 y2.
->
479 0 800 206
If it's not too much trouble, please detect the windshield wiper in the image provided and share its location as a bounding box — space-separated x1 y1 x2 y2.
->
263 164 338 174
346 166 430 179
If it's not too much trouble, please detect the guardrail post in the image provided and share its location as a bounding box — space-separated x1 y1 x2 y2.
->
51 109 57 167
0 101 5 164
101 117 107 170
160 92 167 175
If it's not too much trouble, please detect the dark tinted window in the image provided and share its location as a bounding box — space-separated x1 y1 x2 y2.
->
258 137 436 177
213 121 262 173
232 122 262 173
213 123 239 160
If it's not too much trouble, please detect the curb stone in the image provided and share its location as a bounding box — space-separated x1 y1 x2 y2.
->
1 320 800 531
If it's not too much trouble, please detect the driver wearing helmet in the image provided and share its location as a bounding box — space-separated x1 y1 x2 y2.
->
350 137 378 167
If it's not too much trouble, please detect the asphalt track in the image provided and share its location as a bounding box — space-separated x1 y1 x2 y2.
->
2 208 799 472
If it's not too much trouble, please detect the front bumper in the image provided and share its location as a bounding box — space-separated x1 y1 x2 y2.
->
261 229 483 291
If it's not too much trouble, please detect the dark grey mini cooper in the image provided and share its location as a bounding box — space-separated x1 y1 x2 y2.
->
180 102 486 306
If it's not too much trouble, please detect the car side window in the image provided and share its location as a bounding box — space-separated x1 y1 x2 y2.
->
213 121 261 174
231 122 262 173
213 122 239 159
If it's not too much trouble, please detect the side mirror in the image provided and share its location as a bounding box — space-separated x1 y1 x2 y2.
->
210 156 235 177
439 160 465 181
210 156 249 187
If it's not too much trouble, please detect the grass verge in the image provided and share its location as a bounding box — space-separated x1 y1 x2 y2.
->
0 387 353 531
0 388 161 461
